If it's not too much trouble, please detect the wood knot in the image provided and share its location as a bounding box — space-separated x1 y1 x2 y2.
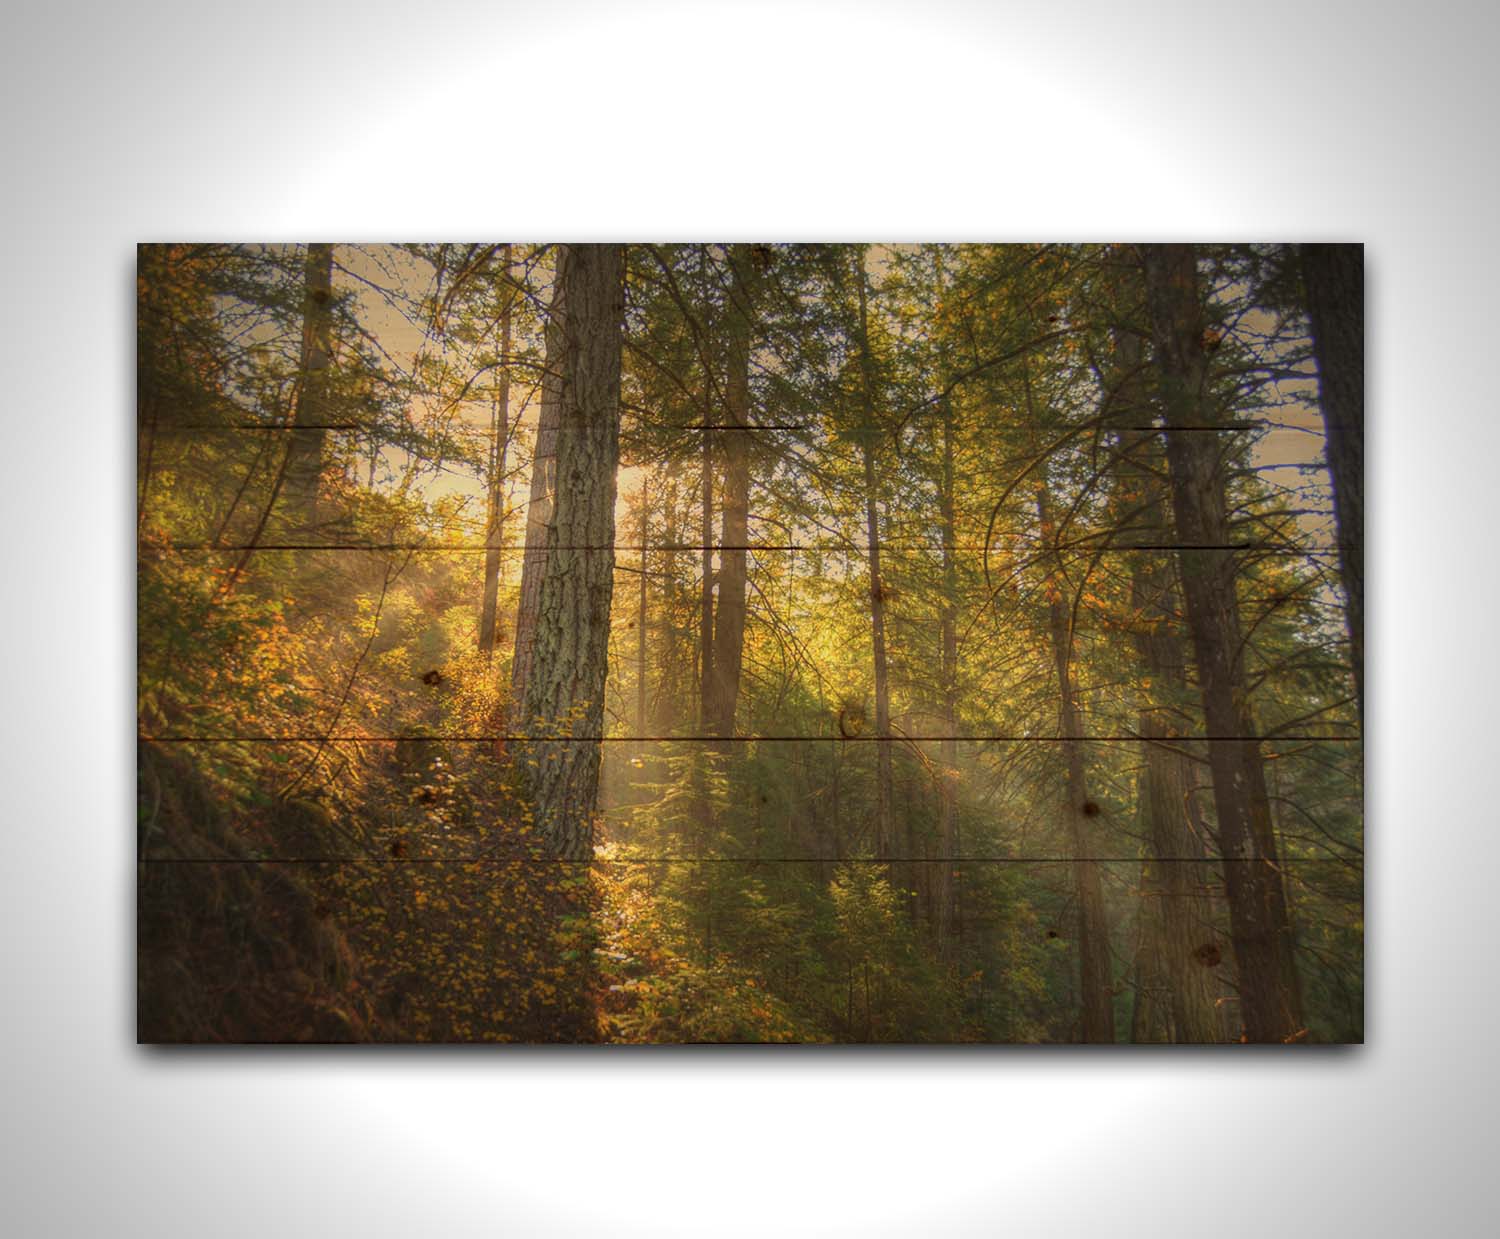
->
836 703 866 739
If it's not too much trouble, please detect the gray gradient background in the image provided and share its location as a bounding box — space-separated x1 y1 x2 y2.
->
1 1 1492 1234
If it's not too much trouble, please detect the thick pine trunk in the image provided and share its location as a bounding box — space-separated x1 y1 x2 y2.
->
707 244 753 741
1109 323 1223 1043
511 247 568 716
478 244 514 661
1038 485 1116 1043
283 243 335 524
1141 243 1304 1043
522 244 625 860
1301 243 1364 724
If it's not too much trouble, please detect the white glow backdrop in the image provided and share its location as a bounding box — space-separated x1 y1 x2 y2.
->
1 1 1495 1235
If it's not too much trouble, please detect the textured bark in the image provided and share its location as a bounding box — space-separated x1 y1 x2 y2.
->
854 252 895 863
698 387 715 732
478 244 514 661
636 481 649 735
511 247 567 713
1038 484 1116 1043
1129 893 1170 1043
1301 243 1364 724
1110 324 1223 1043
283 243 335 523
1142 243 1304 1042
707 244 753 741
521 245 625 860
1131 558 1225 1043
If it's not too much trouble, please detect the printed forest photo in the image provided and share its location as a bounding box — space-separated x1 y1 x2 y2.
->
137 243 1363 1044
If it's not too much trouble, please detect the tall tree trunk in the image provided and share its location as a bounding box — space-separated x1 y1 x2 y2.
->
636 478 649 735
1038 483 1116 1043
1129 895 1170 1043
511 246 568 716
707 244 753 741
693 325 717 839
935 396 959 948
478 244 514 661
854 251 895 864
283 243 335 524
657 460 683 734
522 244 625 860
698 386 715 733
1109 322 1224 1043
1301 243 1364 725
1141 243 1305 1043
1129 553 1225 1043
